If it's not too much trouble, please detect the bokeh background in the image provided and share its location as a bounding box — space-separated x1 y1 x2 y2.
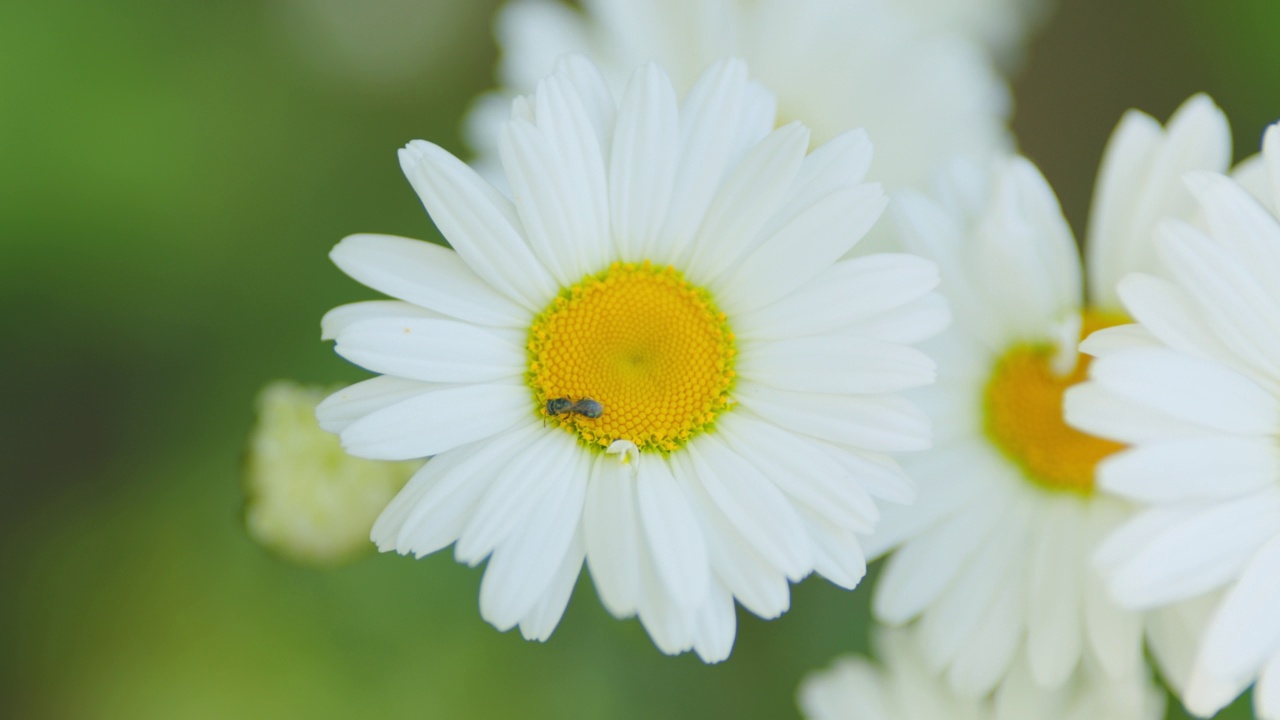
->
3 0 1277 717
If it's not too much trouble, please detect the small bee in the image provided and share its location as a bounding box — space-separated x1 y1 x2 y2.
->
545 396 604 424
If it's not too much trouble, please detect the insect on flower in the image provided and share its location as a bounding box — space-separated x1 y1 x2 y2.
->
544 397 604 425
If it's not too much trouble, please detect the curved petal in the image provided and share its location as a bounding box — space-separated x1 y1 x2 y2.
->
338 383 530 460
480 450 589 630
734 383 930 452
321 300 443 341
715 183 887 315
334 317 525 384
315 375 436 434
455 428 581 564
583 453 642 617
732 253 940 341
609 63 680 261
330 234 530 327
398 142 559 309
737 335 936 395
374 421 542 557
681 122 809 284
636 457 710 609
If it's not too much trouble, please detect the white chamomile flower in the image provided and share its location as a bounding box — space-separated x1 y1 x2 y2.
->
317 57 947 662
797 626 1165 720
868 95 1233 696
1066 123 1280 719
244 381 420 566
468 0 1011 196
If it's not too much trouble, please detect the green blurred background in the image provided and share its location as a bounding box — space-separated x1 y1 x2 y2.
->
1 0 1276 717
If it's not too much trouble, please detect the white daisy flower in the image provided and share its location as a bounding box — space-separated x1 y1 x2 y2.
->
467 0 1011 196
870 95 1232 696
317 57 946 661
1065 123 1280 719
797 626 1165 720
244 381 420 566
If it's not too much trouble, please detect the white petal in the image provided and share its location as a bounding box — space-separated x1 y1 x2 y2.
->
1063 381 1218 445
518 525 585 642
974 157 1082 344
1078 323 1160 358
333 317 525 384
718 413 879 534
338 382 530 461
653 59 750 265
1158 220 1280 381
1258 651 1280 720
1085 107 1163 309
691 579 737 664
1026 499 1085 688
681 122 809 284
330 233 529 326
734 383 930 452
920 498 1031 675
397 142 560 309
774 129 873 234
1099 436 1278 503
480 453 588 630
860 440 998 560
1186 169 1280 294
947 579 1023 696
715 183 888 315
583 453 642 617
531 72 612 275
1082 499 1144 679
455 428 581 563
842 291 952 346
499 118 599 285
815 442 917 506
873 491 1004 624
636 457 711 609
321 300 442 341
377 421 542 557
798 507 868 590
668 450 790 619
1116 273 1237 366
732 253 940 341
609 63 680 261
1185 666 1249 720
315 375 435 434
1196 533 1280 683
738 335 935 395
1084 559 1144 679
634 536 696 656
550 54 615 156
1089 347 1279 435
685 436 812 580
1087 95 1231 308
1109 492 1280 607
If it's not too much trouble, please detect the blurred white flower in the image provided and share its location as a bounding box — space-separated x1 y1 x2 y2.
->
869 96 1232 697
1066 123 1280 719
798 626 1164 720
468 0 1011 196
244 381 419 565
319 57 947 661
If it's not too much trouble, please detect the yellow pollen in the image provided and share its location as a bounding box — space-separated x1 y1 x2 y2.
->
526 261 736 453
983 310 1128 495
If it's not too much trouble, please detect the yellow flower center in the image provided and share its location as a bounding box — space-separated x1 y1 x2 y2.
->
983 310 1127 495
526 261 736 453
